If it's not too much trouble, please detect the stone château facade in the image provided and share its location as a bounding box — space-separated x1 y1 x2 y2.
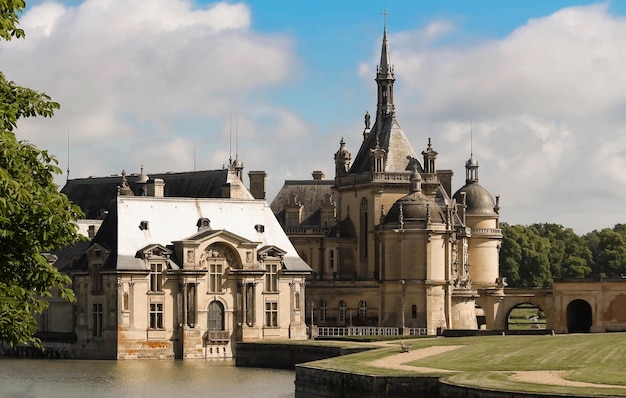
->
271 26 503 334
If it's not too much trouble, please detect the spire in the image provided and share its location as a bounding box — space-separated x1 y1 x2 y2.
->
376 11 395 119
465 125 479 183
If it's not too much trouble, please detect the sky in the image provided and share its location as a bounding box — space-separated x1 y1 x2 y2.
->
4 0 626 234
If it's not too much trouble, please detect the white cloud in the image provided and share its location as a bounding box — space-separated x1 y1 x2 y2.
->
391 4 626 232
6 0 305 183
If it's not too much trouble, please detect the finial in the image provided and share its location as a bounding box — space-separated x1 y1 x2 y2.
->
427 137 432 151
399 203 404 229
381 8 390 30
380 204 385 224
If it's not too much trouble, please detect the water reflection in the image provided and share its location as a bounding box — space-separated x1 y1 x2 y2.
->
0 359 294 398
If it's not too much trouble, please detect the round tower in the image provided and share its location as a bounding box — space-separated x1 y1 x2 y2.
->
453 155 501 289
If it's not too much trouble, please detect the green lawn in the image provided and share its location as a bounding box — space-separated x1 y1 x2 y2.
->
305 333 626 396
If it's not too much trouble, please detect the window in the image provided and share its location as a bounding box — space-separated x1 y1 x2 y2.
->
123 292 129 311
150 303 163 329
411 305 418 319
329 250 335 269
338 300 347 324
265 263 278 292
92 303 103 337
359 198 368 260
265 302 278 327
209 263 223 292
358 300 367 323
295 292 300 310
92 263 103 293
320 300 327 323
208 301 224 331
150 263 163 292
39 311 49 332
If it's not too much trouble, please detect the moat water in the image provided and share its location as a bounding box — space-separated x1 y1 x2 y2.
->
0 358 295 398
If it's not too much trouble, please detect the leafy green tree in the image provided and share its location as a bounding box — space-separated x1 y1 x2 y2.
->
0 0 83 348
583 226 626 278
529 223 592 279
500 224 552 287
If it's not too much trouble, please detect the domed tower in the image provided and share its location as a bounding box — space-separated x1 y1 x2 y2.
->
453 155 501 290
334 137 351 178
378 167 451 332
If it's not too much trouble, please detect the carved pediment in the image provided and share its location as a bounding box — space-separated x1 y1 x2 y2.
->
136 244 173 260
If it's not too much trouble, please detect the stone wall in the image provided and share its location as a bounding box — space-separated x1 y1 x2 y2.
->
295 365 440 398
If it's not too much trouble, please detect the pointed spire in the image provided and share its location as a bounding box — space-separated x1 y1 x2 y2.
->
376 11 395 119
409 164 422 193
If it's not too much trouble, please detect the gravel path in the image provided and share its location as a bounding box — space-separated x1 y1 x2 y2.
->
511 370 626 389
368 343 626 390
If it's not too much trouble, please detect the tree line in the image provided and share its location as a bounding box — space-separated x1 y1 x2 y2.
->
499 223 626 288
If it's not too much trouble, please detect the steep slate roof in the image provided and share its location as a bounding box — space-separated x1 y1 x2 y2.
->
270 179 334 227
61 169 231 219
90 196 311 273
349 117 420 174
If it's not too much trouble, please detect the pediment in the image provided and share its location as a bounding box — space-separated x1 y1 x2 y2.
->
177 229 260 249
136 244 172 260
258 245 287 260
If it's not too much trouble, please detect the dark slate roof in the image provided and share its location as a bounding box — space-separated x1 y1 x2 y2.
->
61 169 230 219
270 179 334 227
349 116 420 174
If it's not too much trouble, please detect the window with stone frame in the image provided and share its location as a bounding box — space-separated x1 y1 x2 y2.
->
338 300 347 324
209 262 224 293
265 301 278 327
92 303 103 337
265 263 278 292
319 299 327 323
358 300 367 323
149 263 163 292
149 303 164 329
92 263 103 293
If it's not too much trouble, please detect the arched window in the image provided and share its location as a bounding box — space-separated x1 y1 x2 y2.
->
338 300 347 324
208 301 225 331
358 300 367 323
359 198 368 260
295 292 300 310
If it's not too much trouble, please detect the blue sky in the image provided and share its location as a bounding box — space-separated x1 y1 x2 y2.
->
8 1 626 233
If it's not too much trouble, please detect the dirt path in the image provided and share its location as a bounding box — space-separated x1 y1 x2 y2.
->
368 343 626 390
369 345 463 373
511 370 626 390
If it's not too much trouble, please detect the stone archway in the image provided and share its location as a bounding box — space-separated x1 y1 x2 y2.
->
506 303 546 331
567 299 592 333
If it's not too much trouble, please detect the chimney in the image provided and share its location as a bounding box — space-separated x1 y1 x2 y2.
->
248 170 267 200
436 169 454 198
312 170 325 180
146 178 165 197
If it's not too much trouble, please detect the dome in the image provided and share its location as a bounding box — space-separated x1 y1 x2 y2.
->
453 182 497 215
136 165 149 184
384 191 446 224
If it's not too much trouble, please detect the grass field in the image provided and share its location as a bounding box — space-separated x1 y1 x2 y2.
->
306 333 626 396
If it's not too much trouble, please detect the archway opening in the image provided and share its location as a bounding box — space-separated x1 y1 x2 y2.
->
475 304 486 329
507 303 546 331
567 299 592 333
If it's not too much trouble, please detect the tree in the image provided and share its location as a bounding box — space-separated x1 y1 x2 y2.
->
583 226 626 278
529 223 592 279
0 0 83 348
499 224 552 288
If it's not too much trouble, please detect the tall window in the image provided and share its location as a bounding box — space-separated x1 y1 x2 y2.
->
209 263 223 293
338 300 347 324
150 263 163 292
92 264 103 293
265 302 278 327
411 305 418 319
208 301 224 331
329 250 335 269
39 311 49 332
358 300 367 323
359 198 368 260
92 303 103 337
265 263 278 292
150 303 163 329
295 292 300 310
320 300 327 323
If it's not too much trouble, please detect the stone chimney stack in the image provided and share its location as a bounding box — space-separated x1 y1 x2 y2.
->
312 170 325 180
248 170 267 200
146 178 165 197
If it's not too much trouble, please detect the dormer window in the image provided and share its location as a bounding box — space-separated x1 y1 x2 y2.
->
197 218 211 231
139 220 149 230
